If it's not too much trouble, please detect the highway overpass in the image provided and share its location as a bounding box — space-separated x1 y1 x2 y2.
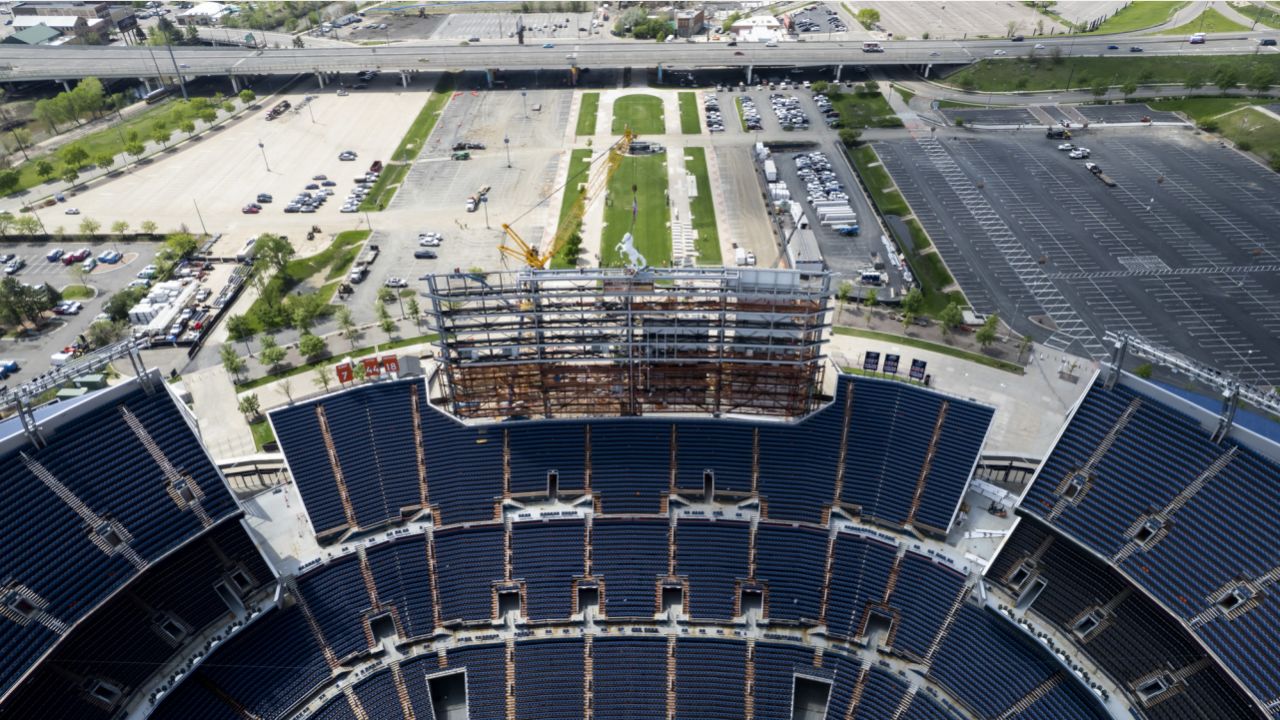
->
0 33 1270 85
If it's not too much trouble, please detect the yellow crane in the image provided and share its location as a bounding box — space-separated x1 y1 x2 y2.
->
498 128 634 269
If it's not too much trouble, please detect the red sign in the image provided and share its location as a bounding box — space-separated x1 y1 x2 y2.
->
381 355 399 375
362 357 381 376
336 362 353 383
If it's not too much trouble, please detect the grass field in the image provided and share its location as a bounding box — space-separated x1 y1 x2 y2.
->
1083 0 1187 33
1235 2 1280 28
1148 97 1268 122
678 92 701 134
1157 7 1247 35
576 92 600 136
832 327 1024 374
946 55 1280 92
551 148 592 269
249 420 276 451
602 153 670 267
612 94 666 135
244 230 368 331
1217 107 1280 166
60 284 94 300
682 148 722 265
832 89 903 128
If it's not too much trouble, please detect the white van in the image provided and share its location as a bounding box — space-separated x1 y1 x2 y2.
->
765 39 778 48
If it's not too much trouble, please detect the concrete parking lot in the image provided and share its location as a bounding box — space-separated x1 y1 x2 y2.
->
873 128 1280 386
432 12 599 42
0 239 162 380
39 73 431 259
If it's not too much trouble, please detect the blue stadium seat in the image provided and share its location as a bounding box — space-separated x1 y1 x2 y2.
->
675 519 750 620
928 604 1057 718
675 638 746 719
593 518 668 618
296 555 372 661
366 535 436 639
826 533 897 639
593 637 667 719
433 524 504 623
755 522 828 623
512 519 585 620
889 552 969 661
515 639 583 719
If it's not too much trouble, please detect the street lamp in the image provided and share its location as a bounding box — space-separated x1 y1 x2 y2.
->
504 135 511 168
521 91 528 118
257 140 270 172
481 195 490 230
192 198 208 236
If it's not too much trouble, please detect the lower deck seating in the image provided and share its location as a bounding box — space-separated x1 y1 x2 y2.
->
928 604 1057 718
675 638 746 719
445 644 506 720
675 519 750 620
433 524 504 623
826 533 897 638
365 535 436 639
512 519 584 621
515 639 584 719
296 555 373 661
755 522 828 623
594 517 668 618
593 638 668 719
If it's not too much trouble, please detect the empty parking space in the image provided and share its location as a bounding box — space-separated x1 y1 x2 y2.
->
1076 104 1184 124
433 12 597 42
873 130 1280 385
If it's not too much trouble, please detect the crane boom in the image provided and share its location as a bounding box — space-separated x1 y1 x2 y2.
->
498 128 634 269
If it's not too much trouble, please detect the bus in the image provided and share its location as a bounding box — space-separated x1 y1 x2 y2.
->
861 41 884 52
143 86 173 104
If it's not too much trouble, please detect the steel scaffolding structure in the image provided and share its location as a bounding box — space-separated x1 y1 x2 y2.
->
423 268 833 421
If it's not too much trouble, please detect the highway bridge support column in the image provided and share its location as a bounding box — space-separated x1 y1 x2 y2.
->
400 70 409 87
745 65 753 85
229 74 240 93
923 64 932 79
657 65 663 84
485 69 494 88
140 77 153 93
61 80 72 93
835 65 842 82
316 72 326 89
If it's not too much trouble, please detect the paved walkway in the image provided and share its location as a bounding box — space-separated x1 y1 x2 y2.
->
185 363 257 461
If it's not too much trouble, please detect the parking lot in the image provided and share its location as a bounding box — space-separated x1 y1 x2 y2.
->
36 73 430 259
338 84 576 324
0 239 163 380
789 6 850 38
873 129 1280 386
431 11 600 42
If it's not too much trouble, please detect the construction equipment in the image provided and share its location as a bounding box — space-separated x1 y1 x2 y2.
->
498 128 634 269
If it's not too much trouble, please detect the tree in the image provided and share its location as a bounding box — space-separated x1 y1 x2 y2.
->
60 144 89 170
111 219 129 235
376 286 396 305
0 171 19 196
299 332 327 362
836 281 852 324
939 302 964 333
901 311 916 334
36 160 55 181
1135 362 1154 379
863 288 878 325
337 306 359 347
901 287 924 316
60 166 80 188
96 153 115 172
239 88 256 106
860 80 880 96
79 217 101 236
222 343 247 379
151 125 173 149
255 233 295 275
293 34 306 49
184 24 200 44
1090 80 1108 99
14 215 40 236
1005 19 1018 37
0 212 11 236
225 314 256 355
975 314 999 349
86 318 127 348
838 128 862 147
125 141 146 162
140 219 158 234
855 8 880 29
258 334 286 373
1214 67 1239 94
1247 66 1276 94
314 366 333 392
1049 45 1063 65
197 107 217 125
720 10 742 31
222 101 235 114
179 119 196 137
164 232 199 259
33 98 62 133
376 300 395 341
1017 333 1033 363
811 80 829 94
237 392 261 420
406 297 421 329
1120 80 1137 100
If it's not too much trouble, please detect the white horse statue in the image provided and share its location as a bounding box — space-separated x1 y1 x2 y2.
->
616 232 647 269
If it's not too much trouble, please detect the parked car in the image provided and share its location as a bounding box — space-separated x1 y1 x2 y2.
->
256 193 273 203
64 207 80 215
243 204 261 214
82 258 96 272
414 249 437 259
384 277 408 288
46 249 64 262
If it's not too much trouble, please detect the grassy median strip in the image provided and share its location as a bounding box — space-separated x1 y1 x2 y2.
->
1082 0 1187 34
849 144 909 216
833 327 1024 374
358 77 451 211
612 94 666 135
550 148 592 269
678 92 701 134
1157 7 1247 35
602 153 670 267
946 55 1280 92
683 148 722 265
1148 97 1267 122
735 97 750 132
576 92 600 136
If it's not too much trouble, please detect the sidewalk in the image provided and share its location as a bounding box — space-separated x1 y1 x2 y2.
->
185 363 257 461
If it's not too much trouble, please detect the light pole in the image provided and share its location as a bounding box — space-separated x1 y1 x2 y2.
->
481 195 490 229
307 101 315 124
28 205 47 235
164 39 189 101
504 135 511 168
365 211 374 232
521 91 528 118
9 128 28 161
257 140 270 171
192 198 208 236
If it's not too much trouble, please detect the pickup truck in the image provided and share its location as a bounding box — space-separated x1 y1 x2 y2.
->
1086 162 1117 187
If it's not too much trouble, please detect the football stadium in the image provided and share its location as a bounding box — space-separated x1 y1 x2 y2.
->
1 266 1277 720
